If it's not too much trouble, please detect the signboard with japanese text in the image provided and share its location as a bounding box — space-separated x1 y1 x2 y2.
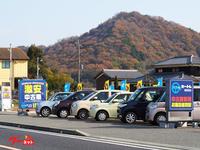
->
1 85 12 110
169 80 193 111
19 80 47 109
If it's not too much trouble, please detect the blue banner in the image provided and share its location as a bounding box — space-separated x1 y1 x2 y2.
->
169 80 193 111
109 85 114 90
120 80 127 90
64 83 71 92
19 79 47 109
157 77 163 86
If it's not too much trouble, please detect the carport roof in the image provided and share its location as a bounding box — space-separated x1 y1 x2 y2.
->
95 69 144 80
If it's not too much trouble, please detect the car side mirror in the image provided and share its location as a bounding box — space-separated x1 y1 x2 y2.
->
91 96 98 101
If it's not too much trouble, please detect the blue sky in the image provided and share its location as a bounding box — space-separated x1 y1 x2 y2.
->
0 0 199 47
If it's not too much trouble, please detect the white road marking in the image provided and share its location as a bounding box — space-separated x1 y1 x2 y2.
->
0 125 195 150
0 145 21 150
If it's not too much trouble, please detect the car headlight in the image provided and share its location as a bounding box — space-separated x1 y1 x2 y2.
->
118 103 127 108
54 101 60 107
71 103 78 108
90 104 99 110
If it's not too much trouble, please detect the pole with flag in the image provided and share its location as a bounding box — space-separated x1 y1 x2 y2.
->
104 80 109 90
136 80 143 89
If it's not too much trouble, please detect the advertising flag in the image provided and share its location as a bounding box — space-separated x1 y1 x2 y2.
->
120 80 127 90
136 80 143 89
126 83 130 92
157 77 163 87
77 83 83 91
64 83 71 92
109 85 115 90
104 80 109 90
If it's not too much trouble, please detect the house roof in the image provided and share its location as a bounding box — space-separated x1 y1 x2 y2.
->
128 72 200 83
0 48 29 60
154 55 200 67
95 69 144 80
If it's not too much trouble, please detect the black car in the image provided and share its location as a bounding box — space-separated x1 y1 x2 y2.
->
118 87 165 124
51 90 94 118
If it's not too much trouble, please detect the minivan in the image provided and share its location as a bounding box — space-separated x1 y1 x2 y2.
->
146 86 200 125
117 87 165 124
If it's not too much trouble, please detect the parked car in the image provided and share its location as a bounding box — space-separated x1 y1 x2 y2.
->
146 86 200 125
117 87 165 124
51 90 94 118
70 90 120 120
36 92 72 117
90 91 133 121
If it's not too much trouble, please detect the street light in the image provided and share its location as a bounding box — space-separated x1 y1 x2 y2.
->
36 57 42 79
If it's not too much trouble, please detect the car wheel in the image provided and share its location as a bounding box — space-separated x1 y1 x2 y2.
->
125 112 137 124
78 109 89 120
96 111 108 121
155 113 166 125
58 109 69 118
40 107 51 117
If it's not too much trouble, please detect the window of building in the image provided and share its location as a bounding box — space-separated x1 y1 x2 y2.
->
2 60 10 69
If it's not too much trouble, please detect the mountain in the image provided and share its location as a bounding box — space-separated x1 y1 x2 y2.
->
45 11 200 85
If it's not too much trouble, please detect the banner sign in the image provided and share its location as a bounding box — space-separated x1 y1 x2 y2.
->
1 85 12 110
19 80 47 109
120 80 127 90
157 77 163 87
169 80 193 111
64 83 71 92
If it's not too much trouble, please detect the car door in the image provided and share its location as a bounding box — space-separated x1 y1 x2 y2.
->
192 88 200 121
109 94 131 118
136 88 164 120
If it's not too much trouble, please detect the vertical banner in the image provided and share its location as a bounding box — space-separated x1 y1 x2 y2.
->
126 83 130 92
120 80 127 90
77 83 83 91
109 85 114 90
169 80 193 111
19 80 47 109
136 80 143 89
1 85 11 110
64 83 71 92
104 80 109 90
157 77 163 87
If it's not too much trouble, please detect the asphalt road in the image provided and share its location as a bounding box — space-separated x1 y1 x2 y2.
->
0 126 160 150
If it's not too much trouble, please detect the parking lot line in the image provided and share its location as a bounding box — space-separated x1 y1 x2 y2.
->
0 145 21 150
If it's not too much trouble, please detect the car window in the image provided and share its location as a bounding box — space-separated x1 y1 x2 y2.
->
144 89 164 102
114 94 131 103
194 89 200 101
91 92 108 101
128 89 143 102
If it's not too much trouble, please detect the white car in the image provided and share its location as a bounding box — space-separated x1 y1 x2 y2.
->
36 92 72 117
90 92 133 121
71 90 120 119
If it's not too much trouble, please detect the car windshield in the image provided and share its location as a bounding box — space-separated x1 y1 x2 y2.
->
82 92 97 100
127 89 143 102
48 94 56 101
104 93 117 103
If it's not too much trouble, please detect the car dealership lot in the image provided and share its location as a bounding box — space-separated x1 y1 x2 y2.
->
0 112 200 149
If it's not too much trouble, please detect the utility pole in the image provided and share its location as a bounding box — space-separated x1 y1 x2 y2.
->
78 39 81 83
9 43 13 109
37 57 39 79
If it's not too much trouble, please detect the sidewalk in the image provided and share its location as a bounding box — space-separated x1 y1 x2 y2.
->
0 111 199 149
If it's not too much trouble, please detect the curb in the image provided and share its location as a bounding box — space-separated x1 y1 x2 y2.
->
0 121 87 136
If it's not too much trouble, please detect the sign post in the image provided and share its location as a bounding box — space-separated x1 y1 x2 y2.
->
1 84 12 111
18 79 47 110
165 79 193 127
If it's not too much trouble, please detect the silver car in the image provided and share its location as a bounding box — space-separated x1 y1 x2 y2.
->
36 92 72 117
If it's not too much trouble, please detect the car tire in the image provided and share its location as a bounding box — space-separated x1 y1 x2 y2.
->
125 112 137 124
58 109 69 118
96 111 108 121
40 107 51 117
154 113 166 125
78 109 89 120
